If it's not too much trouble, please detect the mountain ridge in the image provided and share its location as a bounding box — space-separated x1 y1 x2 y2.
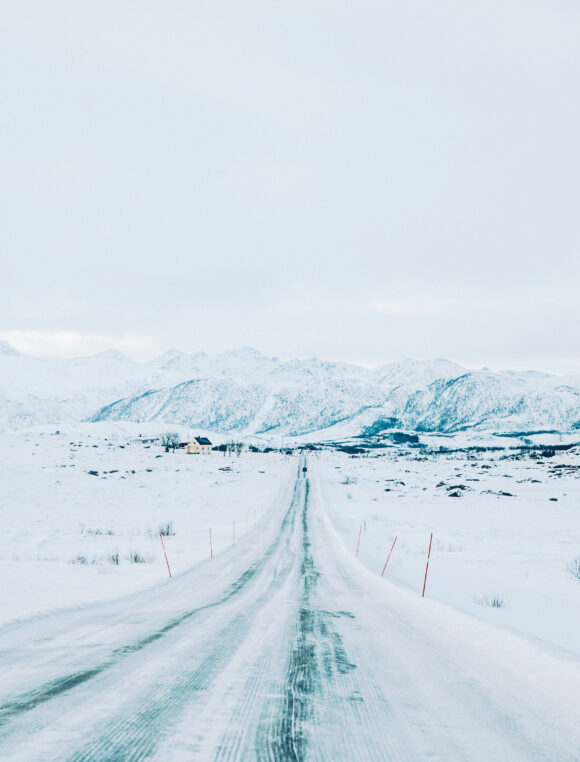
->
1 344 579 437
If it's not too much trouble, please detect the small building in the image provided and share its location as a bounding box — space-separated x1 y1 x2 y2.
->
186 436 213 454
135 436 160 445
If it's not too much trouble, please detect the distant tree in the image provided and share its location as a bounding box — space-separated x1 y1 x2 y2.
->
235 442 243 458
161 432 180 452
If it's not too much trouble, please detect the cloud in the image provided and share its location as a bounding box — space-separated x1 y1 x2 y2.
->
1 1 579 371
0 330 161 361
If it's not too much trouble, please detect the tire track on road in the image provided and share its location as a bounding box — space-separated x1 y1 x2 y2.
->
256 477 362 761
64 475 307 762
0 471 304 753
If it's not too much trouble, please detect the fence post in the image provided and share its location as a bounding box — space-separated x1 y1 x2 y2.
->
422 532 433 598
381 535 398 577
159 532 172 579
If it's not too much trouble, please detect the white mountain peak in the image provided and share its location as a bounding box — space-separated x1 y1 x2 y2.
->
89 349 133 363
0 340 21 356
217 346 271 361
1 345 579 437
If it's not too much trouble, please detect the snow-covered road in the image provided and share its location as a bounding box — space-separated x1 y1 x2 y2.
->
1 459 579 761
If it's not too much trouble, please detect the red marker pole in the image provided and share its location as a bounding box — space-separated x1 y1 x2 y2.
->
422 532 433 598
381 535 398 577
355 524 362 558
159 532 172 579
209 527 213 560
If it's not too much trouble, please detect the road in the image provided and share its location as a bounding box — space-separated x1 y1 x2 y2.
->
1 458 579 760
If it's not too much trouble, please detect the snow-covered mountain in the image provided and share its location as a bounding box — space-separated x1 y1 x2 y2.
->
399 372 580 434
1 341 580 438
0 340 20 357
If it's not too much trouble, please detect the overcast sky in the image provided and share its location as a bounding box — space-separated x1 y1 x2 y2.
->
2 1 579 372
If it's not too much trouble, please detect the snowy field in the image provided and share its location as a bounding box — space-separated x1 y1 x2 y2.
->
315 447 580 656
2 428 580 758
0 425 292 628
4 427 580 659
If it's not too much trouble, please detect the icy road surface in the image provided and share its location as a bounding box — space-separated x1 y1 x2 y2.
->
1 459 579 761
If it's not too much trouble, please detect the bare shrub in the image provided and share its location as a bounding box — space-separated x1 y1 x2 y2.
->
128 551 151 564
159 521 175 536
86 528 115 536
474 594 504 608
568 558 580 580
72 553 119 566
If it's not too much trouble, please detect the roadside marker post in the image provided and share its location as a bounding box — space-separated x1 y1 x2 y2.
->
381 536 398 577
159 532 172 580
355 524 362 559
209 527 213 560
422 532 433 598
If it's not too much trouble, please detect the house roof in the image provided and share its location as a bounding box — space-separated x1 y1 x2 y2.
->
194 436 212 445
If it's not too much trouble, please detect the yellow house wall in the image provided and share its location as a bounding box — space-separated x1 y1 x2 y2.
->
186 441 212 454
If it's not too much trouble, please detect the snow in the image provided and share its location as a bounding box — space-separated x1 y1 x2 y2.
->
4 425 580 656
0 340 20 356
315 447 580 657
3 341 580 437
2 443 580 758
0 426 292 628
3 347 580 758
